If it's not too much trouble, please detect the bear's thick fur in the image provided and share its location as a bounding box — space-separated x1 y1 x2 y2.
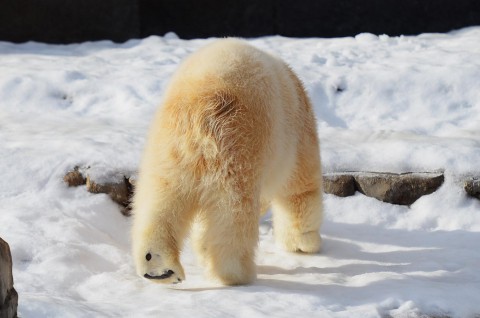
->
132 39 323 285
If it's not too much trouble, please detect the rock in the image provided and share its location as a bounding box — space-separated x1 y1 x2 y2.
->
76 166 448 210
128 176 136 188
120 206 132 217
323 174 356 197
65 166 135 216
120 177 136 217
464 178 480 199
0 238 18 318
354 172 444 205
63 167 86 187
86 174 131 208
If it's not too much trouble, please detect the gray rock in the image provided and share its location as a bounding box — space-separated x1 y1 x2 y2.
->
128 176 136 188
354 172 444 205
63 167 86 187
0 238 18 318
86 174 131 208
77 166 449 210
64 166 135 216
323 174 356 197
464 178 480 199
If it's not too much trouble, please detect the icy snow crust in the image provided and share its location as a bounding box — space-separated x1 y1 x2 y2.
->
1 28 480 317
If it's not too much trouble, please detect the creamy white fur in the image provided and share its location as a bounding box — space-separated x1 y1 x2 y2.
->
131 38 323 285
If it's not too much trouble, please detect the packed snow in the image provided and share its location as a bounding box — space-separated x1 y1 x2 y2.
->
1 27 480 317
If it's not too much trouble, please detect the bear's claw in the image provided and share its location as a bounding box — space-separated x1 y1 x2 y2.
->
144 269 175 280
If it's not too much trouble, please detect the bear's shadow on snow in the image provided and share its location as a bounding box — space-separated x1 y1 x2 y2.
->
255 222 479 297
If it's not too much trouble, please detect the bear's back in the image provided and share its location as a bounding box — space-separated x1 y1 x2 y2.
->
172 38 282 94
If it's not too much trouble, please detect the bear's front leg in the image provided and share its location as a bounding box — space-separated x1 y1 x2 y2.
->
132 187 196 284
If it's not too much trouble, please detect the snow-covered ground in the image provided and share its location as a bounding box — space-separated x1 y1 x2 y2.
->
1 27 480 317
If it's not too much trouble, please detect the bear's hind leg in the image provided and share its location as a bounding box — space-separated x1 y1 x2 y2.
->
271 94 323 253
272 188 323 253
272 154 323 254
199 196 259 285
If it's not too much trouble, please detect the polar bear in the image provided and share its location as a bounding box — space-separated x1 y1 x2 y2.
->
131 38 323 286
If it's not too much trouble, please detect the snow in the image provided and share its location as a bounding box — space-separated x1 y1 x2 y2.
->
1 27 480 317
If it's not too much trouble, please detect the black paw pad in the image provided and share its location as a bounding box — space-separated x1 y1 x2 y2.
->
144 269 175 280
